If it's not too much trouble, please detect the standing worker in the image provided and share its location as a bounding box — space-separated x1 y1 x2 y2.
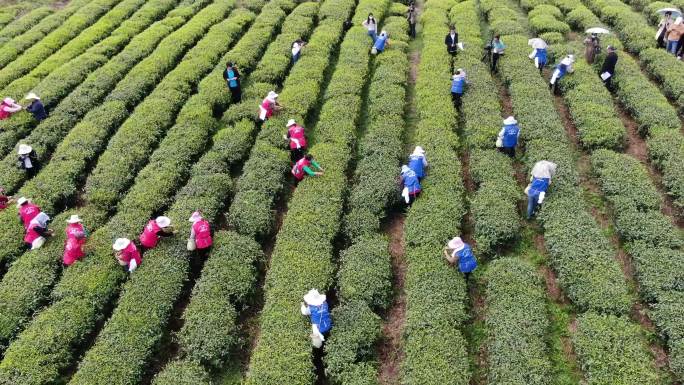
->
445 25 459 56
113 238 142 272
400 165 421 205
223 62 241 104
138 216 174 249
583 33 600 64
292 154 324 182
187 211 212 251
490 35 505 73
549 54 574 94
300 289 332 348
372 30 389 54
16 197 40 229
443 236 478 279
24 93 47 121
63 214 87 266
451 69 467 109
408 146 428 179
362 13 378 42
526 160 557 219
666 17 684 55
600 46 618 90
656 11 673 48
496 116 520 158
258 91 281 124
0 97 22 120
407 2 417 39
24 212 53 250
292 39 306 64
17 144 39 177
283 118 308 162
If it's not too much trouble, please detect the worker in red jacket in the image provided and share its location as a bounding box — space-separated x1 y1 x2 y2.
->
283 118 308 162
188 211 212 250
292 154 324 182
63 214 87 266
138 216 174 249
16 197 40 229
113 238 141 272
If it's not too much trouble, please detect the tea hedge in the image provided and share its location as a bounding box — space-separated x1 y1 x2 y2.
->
0 0 92 68
0 0 232 269
0 7 53 46
400 1 470 384
0 0 181 157
484 258 553 385
573 312 661 385
0 0 124 90
244 1 388 383
152 360 211 385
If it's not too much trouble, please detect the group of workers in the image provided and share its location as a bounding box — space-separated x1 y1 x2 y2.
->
656 12 684 58
3 195 213 271
363 13 390 54
0 93 47 122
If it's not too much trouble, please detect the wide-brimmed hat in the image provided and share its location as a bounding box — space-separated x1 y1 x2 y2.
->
155 216 171 228
401 165 411 174
286 119 296 127
303 289 326 306
503 116 517 125
267 91 279 101
447 236 465 251
25 93 40 101
113 238 131 251
66 214 82 224
16 197 28 207
189 211 202 223
412 146 425 156
3 97 15 104
17 144 32 155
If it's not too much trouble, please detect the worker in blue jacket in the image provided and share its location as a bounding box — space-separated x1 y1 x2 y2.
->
496 116 520 158
549 54 574 94
372 30 389 54
300 289 332 348
451 69 467 109
400 165 421 205
525 177 550 219
408 146 427 179
443 236 478 279
530 45 547 74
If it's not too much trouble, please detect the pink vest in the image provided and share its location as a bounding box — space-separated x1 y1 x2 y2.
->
288 125 307 150
0 102 12 120
193 220 212 249
120 243 142 267
24 223 43 244
139 220 161 248
63 237 85 265
261 99 273 118
66 223 85 241
292 157 311 181
19 204 40 228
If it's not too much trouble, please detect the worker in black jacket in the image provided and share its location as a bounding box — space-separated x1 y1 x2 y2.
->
445 26 458 55
600 45 618 91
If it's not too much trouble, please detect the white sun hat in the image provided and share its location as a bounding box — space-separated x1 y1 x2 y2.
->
113 238 131 251
25 93 40 100
412 146 425 155
16 197 28 207
17 144 32 155
189 211 202 223
503 116 517 125
303 289 326 306
401 165 411 174
447 236 465 251
286 119 296 127
267 91 279 101
155 216 171 228
531 160 558 179
66 214 82 224
3 97 15 104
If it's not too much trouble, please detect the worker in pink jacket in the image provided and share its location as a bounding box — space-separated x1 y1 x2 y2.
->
138 216 174 249
16 197 40 229
63 214 87 266
0 97 22 120
258 91 281 124
113 238 142 272
188 211 212 250
24 212 53 250
283 118 308 162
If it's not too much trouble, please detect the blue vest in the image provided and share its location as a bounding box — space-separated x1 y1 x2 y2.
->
402 170 421 194
308 303 332 334
456 244 477 273
451 77 465 94
556 63 569 78
535 48 547 65
408 155 425 178
529 177 550 198
502 124 519 148
225 69 238 88
374 35 387 51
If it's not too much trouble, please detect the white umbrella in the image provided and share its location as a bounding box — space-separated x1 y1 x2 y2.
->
585 27 610 34
531 160 558 179
528 38 548 49
656 7 681 17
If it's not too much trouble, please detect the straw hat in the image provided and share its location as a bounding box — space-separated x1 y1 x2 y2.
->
188 211 202 223
16 197 28 208
17 144 32 155
66 214 82 224
155 216 171 228
112 238 131 251
303 289 326 306
503 116 517 125
25 93 40 101
286 119 296 127
447 236 465 251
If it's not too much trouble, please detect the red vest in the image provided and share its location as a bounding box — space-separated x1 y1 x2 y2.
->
63 237 85 265
19 203 40 229
139 220 162 248
119 243 142 267
192 220 212 249
288 125 307 150
24 223 43 244
292 157 311 181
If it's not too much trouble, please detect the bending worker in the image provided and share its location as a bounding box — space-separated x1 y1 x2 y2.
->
526 160 557 219
300 289 332 348
451 69 467 109
113 238 142 272
188 211 212 251
17 197 40 229
496 116 520 158
63 214 87 266
443 236 478 280
549 54 574 94
24 212 53 250
408 146 428 179
292 154 324 182
139 216 174 249
400 165 421 205
283 118 308 162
